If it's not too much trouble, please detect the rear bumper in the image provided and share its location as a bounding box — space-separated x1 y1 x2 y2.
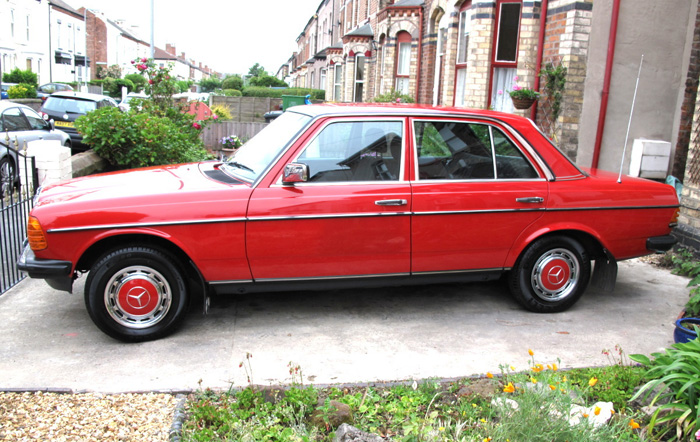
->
646 234 677 253
17 242 73 292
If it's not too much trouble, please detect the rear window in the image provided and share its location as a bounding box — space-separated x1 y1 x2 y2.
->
43 97 97 115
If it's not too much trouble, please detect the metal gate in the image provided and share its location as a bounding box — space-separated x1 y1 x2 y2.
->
1 143 38 295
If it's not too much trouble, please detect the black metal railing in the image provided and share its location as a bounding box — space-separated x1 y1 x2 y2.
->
1 139 38 295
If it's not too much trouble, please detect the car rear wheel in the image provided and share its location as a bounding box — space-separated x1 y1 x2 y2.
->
84 246 188 342
508 235 591 313
0 156 16 197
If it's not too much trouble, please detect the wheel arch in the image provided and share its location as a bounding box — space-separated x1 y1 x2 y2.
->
76 233 206 306
507 227 608 269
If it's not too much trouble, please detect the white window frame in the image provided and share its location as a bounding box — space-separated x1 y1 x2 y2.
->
354 54 365 102
334 64 343 101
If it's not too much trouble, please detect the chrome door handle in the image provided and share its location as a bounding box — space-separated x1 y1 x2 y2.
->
516 197 544 204
375 199 408 206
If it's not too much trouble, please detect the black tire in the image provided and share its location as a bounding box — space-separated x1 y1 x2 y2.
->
84 246 188 342
0 156 16 197
508 235 591 313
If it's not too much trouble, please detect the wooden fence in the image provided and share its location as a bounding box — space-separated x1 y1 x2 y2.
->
202 121 268 150
210 96 283 123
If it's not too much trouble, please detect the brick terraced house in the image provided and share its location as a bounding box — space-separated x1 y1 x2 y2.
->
282 0 700 249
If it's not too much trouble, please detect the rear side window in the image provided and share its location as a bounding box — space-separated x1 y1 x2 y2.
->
1 107 31 131
413 120 538 180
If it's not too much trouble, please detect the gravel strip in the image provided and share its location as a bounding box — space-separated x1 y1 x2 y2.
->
0 392 178 441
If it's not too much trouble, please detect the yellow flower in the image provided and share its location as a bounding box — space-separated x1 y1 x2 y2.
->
589 377 598 387
530 377 538 384
549 384 556 391
486 372 494 379
528 349 534 356
483 438 492 442
551 363 558 371
532 364 544 373
503 382 515 393
480 418 487 423
611 408 615 414
594 406 601 416
439 427 445 432
562 376 567 382
510 365 516 371
629 419 640 429
583 413 589 418
472 403 477 408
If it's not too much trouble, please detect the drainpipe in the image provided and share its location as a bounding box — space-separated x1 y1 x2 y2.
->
415 6 423 103
592 0 621 170
530 0 548 121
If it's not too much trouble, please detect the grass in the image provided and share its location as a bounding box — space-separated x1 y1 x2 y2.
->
180 349 654 442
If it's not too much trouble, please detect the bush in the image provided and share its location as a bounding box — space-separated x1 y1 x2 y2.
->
372 89 415 103
124 73 147 92
3 68 38 87
222 75 243 91
103 77 135 98
75 106 209 169
175 80 193 93
248 74 288 88
223 89 242 97
210 104 233 120
8 83 37 99
199 77 223 92
242 87 324 100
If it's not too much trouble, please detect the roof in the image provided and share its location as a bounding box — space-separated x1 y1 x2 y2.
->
392 0 425 6
50 0 82 17
346 24 374 37
153 46 177 60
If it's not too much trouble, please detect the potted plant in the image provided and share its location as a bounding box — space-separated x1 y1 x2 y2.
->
673 249 700 343
509 77 540 110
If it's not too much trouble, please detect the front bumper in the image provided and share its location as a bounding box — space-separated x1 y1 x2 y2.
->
646 234 677 253
17 242 74 292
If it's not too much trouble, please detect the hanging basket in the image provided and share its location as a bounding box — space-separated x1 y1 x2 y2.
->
511 96 537 110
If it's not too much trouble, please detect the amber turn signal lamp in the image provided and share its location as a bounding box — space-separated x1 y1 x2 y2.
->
670 208 680 227
27 216 48 251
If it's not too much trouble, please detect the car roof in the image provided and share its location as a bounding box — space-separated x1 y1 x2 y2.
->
288 103 529 125
0 101 33 111
48 91 115 102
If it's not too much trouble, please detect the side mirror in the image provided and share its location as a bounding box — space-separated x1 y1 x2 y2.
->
282 163 309 185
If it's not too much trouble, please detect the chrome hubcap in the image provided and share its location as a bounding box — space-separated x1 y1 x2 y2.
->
531 248 579 302
104 266 172 329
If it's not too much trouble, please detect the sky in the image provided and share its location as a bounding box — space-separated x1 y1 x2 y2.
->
75 0 324 76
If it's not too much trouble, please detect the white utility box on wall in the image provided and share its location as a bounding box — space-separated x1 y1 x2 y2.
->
628 138 671 180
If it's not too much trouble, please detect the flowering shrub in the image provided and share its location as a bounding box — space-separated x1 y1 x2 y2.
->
509 76 540 100
74 58 212 169
7 83 36 99
220 135 242 150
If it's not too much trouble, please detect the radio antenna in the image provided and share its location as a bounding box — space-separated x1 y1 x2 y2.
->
618 54 644 183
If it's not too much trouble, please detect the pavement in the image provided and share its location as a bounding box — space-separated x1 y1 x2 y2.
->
0 259 690 394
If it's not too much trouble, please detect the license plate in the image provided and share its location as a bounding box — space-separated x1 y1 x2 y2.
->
55 121 74 128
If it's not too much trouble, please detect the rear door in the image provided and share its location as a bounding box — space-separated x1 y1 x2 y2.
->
410 118 549 273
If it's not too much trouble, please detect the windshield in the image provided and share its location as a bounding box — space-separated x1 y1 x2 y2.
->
222 111 312 182
43 97 97 115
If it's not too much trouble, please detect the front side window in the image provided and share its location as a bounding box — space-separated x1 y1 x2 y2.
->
2 107 30 132
22 108 47 130
413 120 538 180
297 120 403 182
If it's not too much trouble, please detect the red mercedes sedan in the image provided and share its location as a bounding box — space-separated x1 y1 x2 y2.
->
18 104 679 341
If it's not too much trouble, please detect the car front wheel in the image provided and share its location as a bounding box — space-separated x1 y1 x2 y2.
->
508 236 591 313
84 246 188 342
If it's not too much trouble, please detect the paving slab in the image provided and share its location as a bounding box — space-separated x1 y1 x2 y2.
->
0 259 689 393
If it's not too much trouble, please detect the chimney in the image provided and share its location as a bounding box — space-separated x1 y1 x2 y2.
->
166 44 176 55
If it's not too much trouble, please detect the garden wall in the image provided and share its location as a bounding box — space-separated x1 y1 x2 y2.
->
202 121 268 150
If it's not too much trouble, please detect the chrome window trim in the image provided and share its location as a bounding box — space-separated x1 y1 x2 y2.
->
274 117 406 186
247 212 411 222
411 117 552 182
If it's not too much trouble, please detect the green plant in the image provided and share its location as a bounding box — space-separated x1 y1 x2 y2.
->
7 83 37 99
540 62 567 121
222 75 243 91
124 73 147 92
248 74 288 88
103 77 135 97
97 64 122 79
175 79 193 93
222 89 242 97
199 77 223 92
631 338 700 440
2 68 38 86
509 76 540 100
242 86 324 100
371 89 415 103
671 248 700 316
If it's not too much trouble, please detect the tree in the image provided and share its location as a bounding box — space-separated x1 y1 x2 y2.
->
2 68 38 87
248 63 267 78
124 73 147 92
248 74 287 88
199 77 223 92
222 74 243 91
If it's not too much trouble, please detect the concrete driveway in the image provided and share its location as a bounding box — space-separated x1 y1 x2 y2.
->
0 259 690 393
